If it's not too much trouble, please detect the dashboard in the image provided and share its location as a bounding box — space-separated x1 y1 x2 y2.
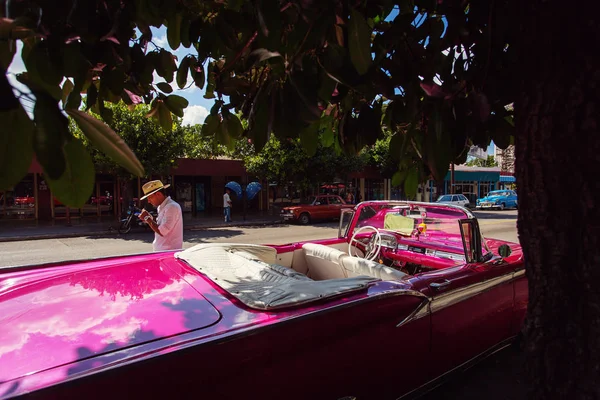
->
378 232 466 264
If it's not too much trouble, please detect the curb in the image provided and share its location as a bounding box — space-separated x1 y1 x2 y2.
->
0 220 283 243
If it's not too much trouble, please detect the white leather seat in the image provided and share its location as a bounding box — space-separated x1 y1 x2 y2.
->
301 243 407 281
340 257 406 280
302 243 348 280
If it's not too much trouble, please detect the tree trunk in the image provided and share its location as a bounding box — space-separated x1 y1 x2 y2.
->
515 1 600 398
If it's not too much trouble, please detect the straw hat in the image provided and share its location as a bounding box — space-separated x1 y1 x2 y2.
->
140 180 170 200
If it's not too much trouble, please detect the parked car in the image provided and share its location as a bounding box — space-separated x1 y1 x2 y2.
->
462 192 479 208
280 194 352 224
0 200 526 400
476 190 518 210
436 193 470 208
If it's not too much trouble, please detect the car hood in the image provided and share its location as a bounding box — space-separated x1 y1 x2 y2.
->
479 195 505 202
0 254 221 383
282 205 311 211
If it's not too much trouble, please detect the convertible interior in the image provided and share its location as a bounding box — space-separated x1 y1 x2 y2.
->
175 242 405 311
175 204 475 311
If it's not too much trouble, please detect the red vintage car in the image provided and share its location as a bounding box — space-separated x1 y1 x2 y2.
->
280 194 353 224
0 200 526 400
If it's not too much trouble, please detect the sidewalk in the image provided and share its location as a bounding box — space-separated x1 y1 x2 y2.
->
0 210 283 243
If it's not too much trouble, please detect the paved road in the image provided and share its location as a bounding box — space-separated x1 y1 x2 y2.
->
0 210 519 268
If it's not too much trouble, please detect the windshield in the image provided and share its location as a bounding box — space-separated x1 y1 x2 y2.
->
350 201 487 257
300 196 316 205
488 191 508 197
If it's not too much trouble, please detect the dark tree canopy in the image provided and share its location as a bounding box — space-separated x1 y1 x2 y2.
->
1 0 514 207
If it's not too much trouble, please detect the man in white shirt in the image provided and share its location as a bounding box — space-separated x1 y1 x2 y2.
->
138 180 183 251
223 188 232 222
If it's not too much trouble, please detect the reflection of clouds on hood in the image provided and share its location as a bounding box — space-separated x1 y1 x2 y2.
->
0 279 191 362
92 317 148 344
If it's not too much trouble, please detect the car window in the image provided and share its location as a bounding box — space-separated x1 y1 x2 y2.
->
329 196 342 205
438 195 452 202
452 195 459 202
459 194 467 201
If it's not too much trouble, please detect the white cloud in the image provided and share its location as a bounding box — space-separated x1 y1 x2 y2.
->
182 105 209 126
154 34 168 49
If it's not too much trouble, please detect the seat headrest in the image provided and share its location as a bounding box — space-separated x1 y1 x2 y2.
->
302 243 347 262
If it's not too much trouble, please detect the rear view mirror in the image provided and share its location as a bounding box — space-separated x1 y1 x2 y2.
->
498 244 512 258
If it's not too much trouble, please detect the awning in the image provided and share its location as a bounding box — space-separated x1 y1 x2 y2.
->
499 175 516 183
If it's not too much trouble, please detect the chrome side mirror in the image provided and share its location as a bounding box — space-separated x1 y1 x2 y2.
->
498 244 512 258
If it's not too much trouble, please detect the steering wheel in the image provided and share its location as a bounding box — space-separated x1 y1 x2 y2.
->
349 225 382 261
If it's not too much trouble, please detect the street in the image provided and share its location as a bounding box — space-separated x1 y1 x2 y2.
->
0 210 518 268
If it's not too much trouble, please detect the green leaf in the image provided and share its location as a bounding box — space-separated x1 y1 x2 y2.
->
389 132 406 161
45 139 95 208
300 121 319 157
177 56 191 89
164 95 188 118
25 43 62 88
404 167 419 199
210 100 224 116
0 104 34 190
190 59 206 90
66 109 144 177
180 18 191 48
392 169 408 187
167 13 182 50
61 79 74 105
201 114 220 136
157 82 173 93
321 117 335 147
248 102 269 151
159 50 177 83
204 62 216 99
33 94 69 179
224 112 243 139
216 121 234 151
157 100 174 130
348 8 373 75
85 83 97 110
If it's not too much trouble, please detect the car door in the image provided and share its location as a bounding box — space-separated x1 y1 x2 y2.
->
421 219 515 377
327 196 344 219
312 196 328 219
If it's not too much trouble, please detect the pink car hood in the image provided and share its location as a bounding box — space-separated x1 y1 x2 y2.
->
0 254 221 384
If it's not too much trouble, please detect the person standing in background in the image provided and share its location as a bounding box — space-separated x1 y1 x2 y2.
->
223 188 233 222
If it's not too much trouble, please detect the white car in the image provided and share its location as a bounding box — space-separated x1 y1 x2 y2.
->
436 194 470 208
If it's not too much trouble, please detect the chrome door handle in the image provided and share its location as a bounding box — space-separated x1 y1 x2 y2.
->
430 280 451 290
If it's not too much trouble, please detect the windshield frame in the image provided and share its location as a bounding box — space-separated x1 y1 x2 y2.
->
340 200 491 261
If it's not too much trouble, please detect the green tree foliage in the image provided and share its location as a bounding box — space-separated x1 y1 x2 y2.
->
243 136 363 190
465 155 498 168
71 102 188 178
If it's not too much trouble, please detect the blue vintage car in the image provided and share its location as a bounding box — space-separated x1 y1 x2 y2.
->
476 190 518 210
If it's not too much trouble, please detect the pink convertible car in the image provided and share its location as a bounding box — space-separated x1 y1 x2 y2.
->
0 201 526 400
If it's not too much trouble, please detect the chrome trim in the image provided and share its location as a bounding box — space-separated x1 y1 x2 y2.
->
513 269 526 279
429 272 514 314
396 297 431 328
354 200 475 219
